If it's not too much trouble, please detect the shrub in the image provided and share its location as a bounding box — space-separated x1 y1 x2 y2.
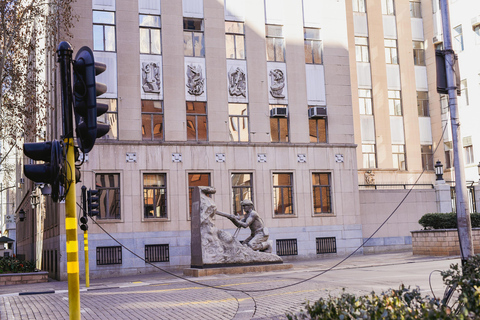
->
418 212 480 230
0 256 36 274
287 255 480 320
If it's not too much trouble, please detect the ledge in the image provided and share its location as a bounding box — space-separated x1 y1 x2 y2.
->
183 263 293 277
0 271 48 286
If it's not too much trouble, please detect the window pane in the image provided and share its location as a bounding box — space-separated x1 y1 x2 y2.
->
153 115 163 140
275 39 285 62
313 41 322 64
194 32 204 57
266 25 282 37
309 119 317 142
318 118 327 142
266 38 275 61
184 19 202 31
142 114 152 140
236 35 245 59
270 118 279 142
304 41 313 64
229 117 239 141
139 28 150 53
304 28 320 40
144 174 165 187
93 25 104 51
139 15 160 27
225 34 235 59
151 29 161 54
93 11 115 24
184 32 193 56
142 100 162 113
186 116 196 140
197 116 207 141
239 119 249 142
104 26 116 51
229 103 247 115
225 21 244 34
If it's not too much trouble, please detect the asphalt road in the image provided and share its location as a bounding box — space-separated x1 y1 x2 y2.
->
0 253 460 319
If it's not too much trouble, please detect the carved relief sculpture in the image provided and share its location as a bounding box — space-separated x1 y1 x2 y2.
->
186 64 205 96
228 66 246 97
269 68 285 98
141 62 161 93
190 186 282 268
365 170 375 185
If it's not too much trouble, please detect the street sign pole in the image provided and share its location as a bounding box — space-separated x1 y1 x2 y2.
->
57 41 81 320
439 0 474 262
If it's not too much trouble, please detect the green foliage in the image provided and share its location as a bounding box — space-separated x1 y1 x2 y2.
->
418 213 480 230
0 256 36 274
287 255 480 320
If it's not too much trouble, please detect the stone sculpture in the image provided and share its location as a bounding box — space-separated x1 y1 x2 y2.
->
269 68 285 98
141 62 161 93
228 66 247 97
186 64 205 96
190 186 282 268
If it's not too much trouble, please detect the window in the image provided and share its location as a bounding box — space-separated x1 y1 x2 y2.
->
392 145 406 170
440 94 449 114
308 106 327 143
421 145 433 170
381 0 395 15
270 105 289 142
266 25 285 62
410 0 421 18
184 18 204 57
358 89 373 115
231 173 253 215
464 145 474 164
143 174 167 219
413 41 425 66
273 173 294 216
225 21 245 59
355 37 369 62
304 28 322 64
453 25 464 52
432 0 439 13
352 0 366 13
475 25 480 45
312 173 332 214
96 99 118 140
93 11 116 52
139 14 161 54
95 173 121 219
417 91 429 116
186 101 207 141
388 90 402 116
142 100 163 141
445 148 452 169
228 103 249 142
460 79 469 106
188 173 210 217
384 39 398 64
362 144 376 168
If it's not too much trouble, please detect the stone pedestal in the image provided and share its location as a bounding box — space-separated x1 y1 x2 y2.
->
435 180 452 213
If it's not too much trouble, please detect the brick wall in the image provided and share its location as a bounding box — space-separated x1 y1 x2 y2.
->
412 229 480 256
0 272 48 286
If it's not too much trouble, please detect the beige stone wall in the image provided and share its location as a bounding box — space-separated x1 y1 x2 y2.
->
412 229 480 256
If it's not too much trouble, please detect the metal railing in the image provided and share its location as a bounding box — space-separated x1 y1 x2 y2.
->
359 184 434 190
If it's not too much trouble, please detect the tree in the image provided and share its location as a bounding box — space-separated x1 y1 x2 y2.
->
0 0 75 188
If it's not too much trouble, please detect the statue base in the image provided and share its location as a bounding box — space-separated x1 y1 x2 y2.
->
183 262 293 277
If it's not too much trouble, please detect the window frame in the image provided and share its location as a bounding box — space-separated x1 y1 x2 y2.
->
188 172 211 219
186 101 208 141
225 21 246 60
269 105 289 142
381 0 395 15
265 24 285 62
183 18 205 57
417 91 429 116
139 14 162 55
421 145 434 170
141 100 164 141
312 172 333 215
93 10 116 52
384 39 398 64
362 144 377 169
272 172 295 217
143 173 167 220
95 173 121 220
392 144 406 170
413 41 426 66
231 173 253 215
228 103 249 142
355 37 370 62
464 145 474 164
352 0 366 13
409 0 422 18
308 106 327 143
96 98 118 140
388 90 402 116
304 27 323 64
453 25 464 52
460 79 469 106
358 89 373 115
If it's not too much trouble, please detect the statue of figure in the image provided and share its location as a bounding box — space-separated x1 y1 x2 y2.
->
216 199 272 253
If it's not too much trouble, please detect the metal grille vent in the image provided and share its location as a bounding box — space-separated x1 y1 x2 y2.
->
96 246 122 265
145 244 170 263
316 237 337 254
276 239 298 256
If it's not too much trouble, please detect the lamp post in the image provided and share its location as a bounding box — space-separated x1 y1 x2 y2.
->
435 160 444 181
18 209 26 222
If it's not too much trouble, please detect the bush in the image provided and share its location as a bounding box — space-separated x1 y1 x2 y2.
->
418 212 480 230
287 255 480 320
0 256 36 274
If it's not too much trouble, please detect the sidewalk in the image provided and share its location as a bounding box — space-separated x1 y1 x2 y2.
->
0 251 459 297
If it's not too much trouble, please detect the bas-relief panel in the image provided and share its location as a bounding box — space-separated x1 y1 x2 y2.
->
140 55 163 100
226 60 248 103
267 62 288 104
185 57 207 101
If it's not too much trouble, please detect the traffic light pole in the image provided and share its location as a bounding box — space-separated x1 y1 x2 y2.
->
440 0 474 262
57 41 81 320
81 186 90 288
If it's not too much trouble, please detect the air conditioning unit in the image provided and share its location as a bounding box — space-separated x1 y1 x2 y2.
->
432 35 443 44
270 107 288 118
308 106 327 118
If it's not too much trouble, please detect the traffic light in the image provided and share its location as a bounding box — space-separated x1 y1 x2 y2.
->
73 46 109 153
80 186 88 230
87 189 100 217
23 140 64 202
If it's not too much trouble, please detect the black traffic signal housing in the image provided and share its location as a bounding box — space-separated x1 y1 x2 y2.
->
23 140 64 202
87 189 100 217
73 46 109 153
80 186 88 231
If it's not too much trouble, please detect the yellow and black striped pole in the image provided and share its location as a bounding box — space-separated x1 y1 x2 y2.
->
58 42 81 320
84 230 90 288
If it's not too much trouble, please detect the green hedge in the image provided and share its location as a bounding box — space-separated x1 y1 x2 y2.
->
287 255 480 320
0 256 36 274
418 212 480 230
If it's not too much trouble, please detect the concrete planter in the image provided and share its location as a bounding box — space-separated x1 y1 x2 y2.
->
0 271 48 285
411 228 480 256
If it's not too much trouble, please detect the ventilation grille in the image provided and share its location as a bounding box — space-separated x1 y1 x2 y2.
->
145 244 169 263
316 237 337 254
276 239 298 256
97 246 122 265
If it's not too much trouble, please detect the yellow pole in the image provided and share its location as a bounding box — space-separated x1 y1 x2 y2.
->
65 137 81 319
84 230 89 287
